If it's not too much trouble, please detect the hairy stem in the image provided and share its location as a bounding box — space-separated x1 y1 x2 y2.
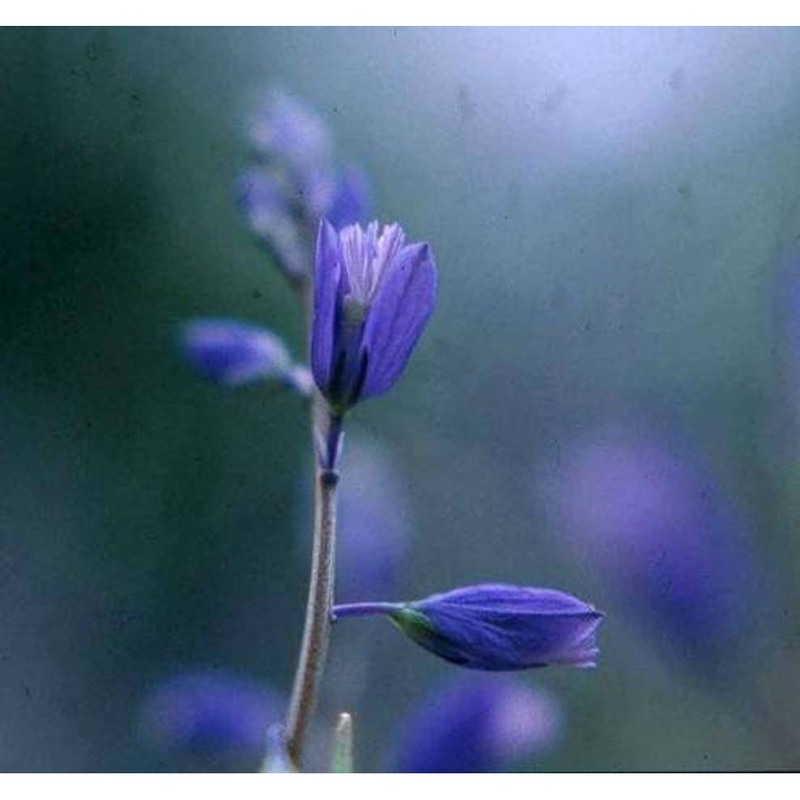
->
285 401 341 767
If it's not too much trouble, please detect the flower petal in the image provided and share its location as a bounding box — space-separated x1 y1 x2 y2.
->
360 242 437 399
311 220 343 392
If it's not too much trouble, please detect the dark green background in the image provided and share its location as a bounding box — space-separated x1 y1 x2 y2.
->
2 27 800 770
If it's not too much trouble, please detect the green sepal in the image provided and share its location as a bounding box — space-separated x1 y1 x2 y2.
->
390 605 439 646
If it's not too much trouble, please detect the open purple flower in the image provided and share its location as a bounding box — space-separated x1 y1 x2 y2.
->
391 675 563 772
311 220 437 413
333 584 603 671
181 319 310 394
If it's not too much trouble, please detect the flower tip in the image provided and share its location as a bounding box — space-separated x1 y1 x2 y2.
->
319 216 337 236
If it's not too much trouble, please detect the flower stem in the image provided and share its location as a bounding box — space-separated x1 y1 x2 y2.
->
332 602 402 620
285 420 340 766
284 270 344 768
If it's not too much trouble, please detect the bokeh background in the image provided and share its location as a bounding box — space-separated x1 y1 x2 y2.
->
3 26 800 771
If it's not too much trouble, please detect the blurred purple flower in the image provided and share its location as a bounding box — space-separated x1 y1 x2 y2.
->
333 584 603 671
249 91 332 177
391 675 563 772
138 669 283 770
311 220 437 412
181 319 309 393
540 426 764 662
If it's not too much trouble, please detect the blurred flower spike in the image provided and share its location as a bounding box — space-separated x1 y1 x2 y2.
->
333 584 603 671
311 220 437 415
138 669 283 770
239 91 371 281
391 675 563 772
181 319 311 395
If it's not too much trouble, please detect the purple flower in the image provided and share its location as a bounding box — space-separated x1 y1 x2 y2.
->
311 220 437 412
138 669 283 770
540 425 765 663
333 584 603 671
391 675 563 772
181 319 310 393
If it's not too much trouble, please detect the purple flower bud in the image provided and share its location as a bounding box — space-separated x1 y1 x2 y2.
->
333 584 603 671
540 426 765 663
181 319 306 392
249 92 332 177
138 669 283 769
391 675 563 772
311 220 437 412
